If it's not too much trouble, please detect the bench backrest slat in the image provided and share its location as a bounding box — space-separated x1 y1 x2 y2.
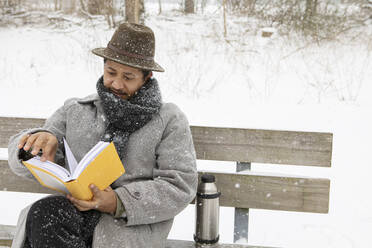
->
0 117 45 147
0 117 333 167
192 126 332 167
198 172 329 213
0 161 330 213
0 160 55 195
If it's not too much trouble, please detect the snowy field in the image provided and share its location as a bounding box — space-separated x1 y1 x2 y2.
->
1 1 372 247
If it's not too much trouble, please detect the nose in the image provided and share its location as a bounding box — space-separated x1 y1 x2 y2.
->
111 79 126 91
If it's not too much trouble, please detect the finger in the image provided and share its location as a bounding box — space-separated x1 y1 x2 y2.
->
70 197 95 209
31 136 46 156
90 184 102 198
69 195 97 209
18 134 31 149
23 134 38 151
104 186 113 192
41 139 57 162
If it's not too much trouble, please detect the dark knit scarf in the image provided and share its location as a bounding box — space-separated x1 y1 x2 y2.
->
96 76 162 159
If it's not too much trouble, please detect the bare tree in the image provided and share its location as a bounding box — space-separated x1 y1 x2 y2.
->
54 0 61 11
125 0 145 24
87 0 101 14
304 0 318 22
78 0 86 12
103 0 116 28
303 0 318 33
226 0 257 12
1 0 20 12
223 0 227 37
185 0 194 14
62 0 76 14
199 0 208 13
158 0 162 15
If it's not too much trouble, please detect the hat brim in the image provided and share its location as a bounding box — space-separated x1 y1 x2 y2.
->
92 47 165 72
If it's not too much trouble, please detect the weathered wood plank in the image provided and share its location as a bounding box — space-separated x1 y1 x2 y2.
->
0 161 329 213
0 160 55 194
0 117 333 167
0 225 274 248
197 172 330 213
0 225 14 247
0 117 45 147
191 126 333 167
166 239 276 248
1 226 273 248
0 240 12 247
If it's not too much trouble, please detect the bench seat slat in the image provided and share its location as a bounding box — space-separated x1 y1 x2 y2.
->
166 239 276 248
0 225 275 248
0 161 329 213
0 117 333 167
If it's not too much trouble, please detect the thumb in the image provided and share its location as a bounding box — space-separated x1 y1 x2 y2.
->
90 184 101 197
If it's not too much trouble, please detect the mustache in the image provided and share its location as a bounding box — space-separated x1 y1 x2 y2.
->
110 88 131 97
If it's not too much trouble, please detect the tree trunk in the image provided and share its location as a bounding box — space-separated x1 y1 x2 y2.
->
139 0 145 24
158 0 162 15
200 0 207 14
62 0 76 14
312 0 318 16
304 0 317 23
303 0 318 34
223 0 227 37
104 0 115 28
126 0 137 23
88 0 101 14
125 0 144 24
79 0 86 12
185 0 194 14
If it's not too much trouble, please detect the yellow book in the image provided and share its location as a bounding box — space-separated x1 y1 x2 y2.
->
22 138 125 200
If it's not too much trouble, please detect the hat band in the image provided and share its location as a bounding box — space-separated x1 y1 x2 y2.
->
108 43 153 61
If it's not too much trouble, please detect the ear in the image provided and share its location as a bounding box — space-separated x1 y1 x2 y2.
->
145 71 153 82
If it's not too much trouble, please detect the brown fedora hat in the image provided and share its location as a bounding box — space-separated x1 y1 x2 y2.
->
92 23 164 72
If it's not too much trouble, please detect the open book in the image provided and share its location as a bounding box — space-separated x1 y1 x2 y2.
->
22 138 125 200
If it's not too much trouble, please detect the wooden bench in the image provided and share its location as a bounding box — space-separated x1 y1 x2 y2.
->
0 116 333 247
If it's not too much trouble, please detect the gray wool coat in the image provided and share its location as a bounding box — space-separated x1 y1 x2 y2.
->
8 93 198 248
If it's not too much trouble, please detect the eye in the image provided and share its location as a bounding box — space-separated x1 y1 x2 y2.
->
108 72 115 76
124 76 133 81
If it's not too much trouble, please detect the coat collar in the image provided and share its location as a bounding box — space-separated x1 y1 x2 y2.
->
76 93 100 104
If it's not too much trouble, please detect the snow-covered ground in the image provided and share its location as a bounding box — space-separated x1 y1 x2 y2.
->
1 2 372 247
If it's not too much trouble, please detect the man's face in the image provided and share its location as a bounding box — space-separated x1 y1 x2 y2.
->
103 60 147 100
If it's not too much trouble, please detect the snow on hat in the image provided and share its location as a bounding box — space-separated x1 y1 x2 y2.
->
92 22 164 72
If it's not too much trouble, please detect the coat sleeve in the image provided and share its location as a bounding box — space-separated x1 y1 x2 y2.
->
7 99 74 180
114 104 198 226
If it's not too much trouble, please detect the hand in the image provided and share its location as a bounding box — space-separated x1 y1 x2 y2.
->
18 132 58 162
67 185 117 214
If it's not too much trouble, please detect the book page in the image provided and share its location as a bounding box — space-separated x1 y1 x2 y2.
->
25 156 71 182
71 141 110 180
63 138 78 175
30 167 69 194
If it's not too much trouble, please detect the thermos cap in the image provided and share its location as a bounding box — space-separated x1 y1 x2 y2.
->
201 174 215 183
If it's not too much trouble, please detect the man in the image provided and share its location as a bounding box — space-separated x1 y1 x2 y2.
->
8 23 198 248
